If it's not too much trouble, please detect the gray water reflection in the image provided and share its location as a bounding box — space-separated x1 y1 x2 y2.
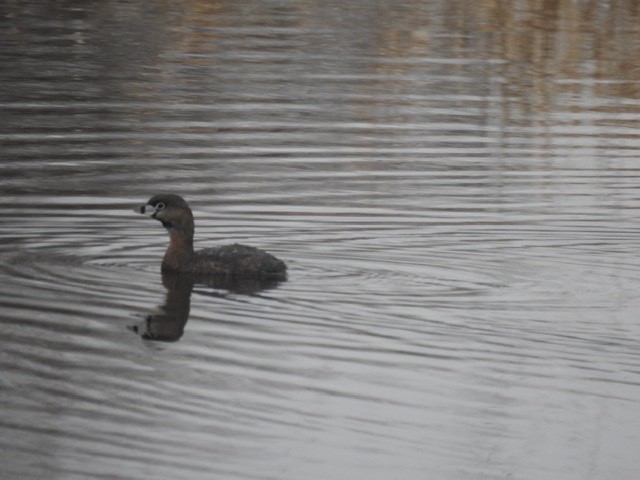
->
2 1 640 479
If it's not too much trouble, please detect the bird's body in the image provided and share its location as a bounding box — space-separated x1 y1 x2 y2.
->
138 194 286 280
177 243 286 277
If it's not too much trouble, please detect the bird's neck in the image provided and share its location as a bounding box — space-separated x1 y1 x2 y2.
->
161 226 194 272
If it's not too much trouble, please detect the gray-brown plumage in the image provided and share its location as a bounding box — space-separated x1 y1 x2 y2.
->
138 194 287 279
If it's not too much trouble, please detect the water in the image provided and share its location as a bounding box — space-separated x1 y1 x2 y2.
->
2 1 640 479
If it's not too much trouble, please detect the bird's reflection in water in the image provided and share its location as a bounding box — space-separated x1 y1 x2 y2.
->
129 273 282 342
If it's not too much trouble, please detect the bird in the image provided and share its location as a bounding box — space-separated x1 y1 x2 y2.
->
137 194 287 279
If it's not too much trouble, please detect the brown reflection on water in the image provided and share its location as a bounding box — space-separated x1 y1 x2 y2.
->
482 1 640 108
365 1 640 109
5 0 639 111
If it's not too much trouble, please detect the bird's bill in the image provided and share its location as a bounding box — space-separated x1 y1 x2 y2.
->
137 203 157 216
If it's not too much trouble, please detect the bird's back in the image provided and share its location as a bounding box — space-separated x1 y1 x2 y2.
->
190 243 287 279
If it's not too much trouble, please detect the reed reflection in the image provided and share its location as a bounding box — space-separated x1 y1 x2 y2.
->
129 272 283 342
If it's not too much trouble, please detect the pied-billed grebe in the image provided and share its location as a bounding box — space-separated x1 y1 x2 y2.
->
138 194 287 279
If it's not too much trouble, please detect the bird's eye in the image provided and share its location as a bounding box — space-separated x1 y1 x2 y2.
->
155 202 165 211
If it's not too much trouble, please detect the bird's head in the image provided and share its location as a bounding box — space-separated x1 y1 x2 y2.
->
138 194 194 234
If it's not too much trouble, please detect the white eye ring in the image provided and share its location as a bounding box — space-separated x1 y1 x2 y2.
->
155 202 165 211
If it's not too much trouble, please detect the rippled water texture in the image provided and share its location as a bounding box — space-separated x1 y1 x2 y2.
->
2 1 640 479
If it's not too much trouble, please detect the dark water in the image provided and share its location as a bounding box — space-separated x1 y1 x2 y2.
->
2 1 640 479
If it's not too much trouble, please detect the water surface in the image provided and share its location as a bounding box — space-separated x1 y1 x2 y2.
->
2 1 640 479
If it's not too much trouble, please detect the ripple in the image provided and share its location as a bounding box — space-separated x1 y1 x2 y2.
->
3 2 640 479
